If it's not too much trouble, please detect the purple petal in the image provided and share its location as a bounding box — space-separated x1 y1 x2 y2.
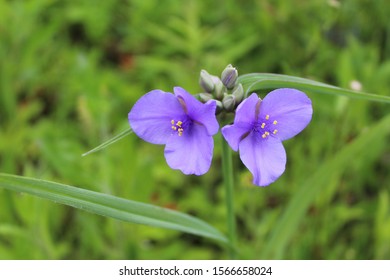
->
260 88 312 141
174 87 219 135
164 123 213 175
128 90 185 144
239 132 286 187
221 123 251 152
234 93 260 124
221 93 259 151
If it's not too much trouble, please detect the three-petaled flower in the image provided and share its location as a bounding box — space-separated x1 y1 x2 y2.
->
128 87 219 175
222 88 313 186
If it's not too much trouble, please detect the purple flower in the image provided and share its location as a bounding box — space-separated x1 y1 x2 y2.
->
221 88 313 187
128 87 219 175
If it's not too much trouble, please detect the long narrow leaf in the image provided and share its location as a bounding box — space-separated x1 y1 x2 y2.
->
261 114 390 258
0 173 228 244
238 73 390 104
82 128 133 156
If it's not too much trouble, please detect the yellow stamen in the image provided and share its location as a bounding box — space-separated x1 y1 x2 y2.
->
261 123 266 129
273 120 277 125
171 119 185 135
273 129 278 134
265 131 270 136
265 115 270 120
262 134 267 138
178 128 184 136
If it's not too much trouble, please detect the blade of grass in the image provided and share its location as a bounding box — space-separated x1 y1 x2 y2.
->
238 73 390 104
82 127 132 156
261 114 390 259
0 173 228 244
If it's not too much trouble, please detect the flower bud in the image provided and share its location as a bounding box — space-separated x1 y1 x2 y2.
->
198 93 213 103
215 100 223 114
213 78 225 100
232 83 244 104
221 64 238 89
199 70 214 93
222 94 236 112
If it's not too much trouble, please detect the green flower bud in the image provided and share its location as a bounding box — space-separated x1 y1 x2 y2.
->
198 93 213 103
222 94 236 112
221 64 238 89
215 100 223 114
232 83 244 104
199 70 214 93
214 78 225 100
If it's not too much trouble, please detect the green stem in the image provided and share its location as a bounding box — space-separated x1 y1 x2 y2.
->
221 133 237 259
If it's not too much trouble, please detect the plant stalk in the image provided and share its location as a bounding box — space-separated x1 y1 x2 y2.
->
221 133 237 259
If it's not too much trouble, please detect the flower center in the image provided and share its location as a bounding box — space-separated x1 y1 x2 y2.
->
171 119 189 136
255 114 278 139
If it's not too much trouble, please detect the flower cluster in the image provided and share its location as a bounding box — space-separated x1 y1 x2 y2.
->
128 65 313 186
198 64 244 113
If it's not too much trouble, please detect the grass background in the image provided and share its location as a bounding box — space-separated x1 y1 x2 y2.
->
1 0 390 259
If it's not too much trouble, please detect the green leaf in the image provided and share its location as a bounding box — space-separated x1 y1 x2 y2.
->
0 173 228 244
260 114 390 259
82 127 133 156
238 73 390 104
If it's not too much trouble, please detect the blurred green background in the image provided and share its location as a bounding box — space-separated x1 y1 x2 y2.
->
1 0 390 259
